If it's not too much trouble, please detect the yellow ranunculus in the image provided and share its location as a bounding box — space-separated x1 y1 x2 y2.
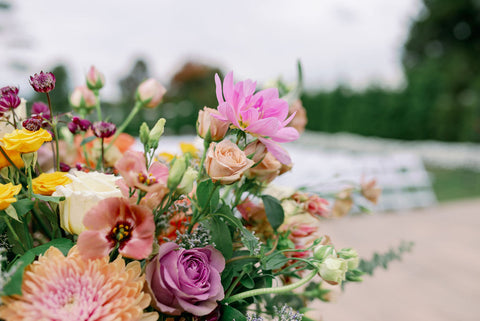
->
180 142 199 158
1 128 52 153
0 183 22 210
32 172 73 196
0 147 24 169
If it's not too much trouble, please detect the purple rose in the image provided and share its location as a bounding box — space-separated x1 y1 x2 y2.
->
145 242 225 317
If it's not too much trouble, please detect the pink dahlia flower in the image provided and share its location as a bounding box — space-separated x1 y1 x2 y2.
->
214 71 299 164
115 150 169 194
0 246 157 321
77 197 155 260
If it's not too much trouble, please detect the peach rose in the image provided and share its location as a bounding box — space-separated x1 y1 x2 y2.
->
288 99 307 134
245 152 281 183
244 140 267 163
197 107 229 141
204 140 254 184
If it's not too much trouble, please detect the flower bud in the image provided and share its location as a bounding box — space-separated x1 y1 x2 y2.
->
148 118 166 149
136 78 166 108
361 178 381 204
167 156 187 190
31 102 50 120
92 121 116 138
313 244 336 261
86 65 105 90
197 107 229 141
244 140 267 163
139 122 150 146
176 167 197 194
318 257 348 285
338 248 359 270
70 86 97 110
29 71 56 93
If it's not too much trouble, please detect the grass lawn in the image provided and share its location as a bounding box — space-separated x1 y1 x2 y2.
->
427 167 480 202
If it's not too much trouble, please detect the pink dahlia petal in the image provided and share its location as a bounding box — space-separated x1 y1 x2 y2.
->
222 71 234 103
214 74 224 104
281 110 297 127
218 102 240 128
262 98 290 120
271 126 300 143
245 118 280 137
256 87 279 101
259 137 292 165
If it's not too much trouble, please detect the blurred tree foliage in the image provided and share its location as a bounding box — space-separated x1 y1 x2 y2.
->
303 0 480 142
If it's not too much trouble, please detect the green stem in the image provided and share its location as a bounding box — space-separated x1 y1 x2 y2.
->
0 146 27 179
225 269 247 298
32 207 53 240
187 184 218 233
22 213 33 250
100 137 105 171
106 101 143 151
46 93 60 171
224 269 318 304
197 133 211 180
93 89 102 121
3 216 27 252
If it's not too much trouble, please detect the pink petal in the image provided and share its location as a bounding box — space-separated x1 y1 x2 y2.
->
223 72 234 103
77 230 112 259
262 99 289 121
256 87 279 101
281 111 297 127
245 118 280 137
259 137 292 165
149 162 169 184
214 73 224 104
83 197 121 229
240 108 259 125
120 237 153 259
271 127 300 143
218 102 240 128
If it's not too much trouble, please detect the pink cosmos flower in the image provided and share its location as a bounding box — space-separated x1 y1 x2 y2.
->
214 72 299 164
115 150 169 194
77 197 155 260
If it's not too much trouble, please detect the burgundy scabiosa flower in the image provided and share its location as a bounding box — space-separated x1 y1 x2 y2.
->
31 101 51 120
77 197 155 260
0 86 19 96
213 72 299 164
29 71 56 93
0 92 21 112
22 117 43 132
145 242 225 316
68 116 92 134
92 121 116 138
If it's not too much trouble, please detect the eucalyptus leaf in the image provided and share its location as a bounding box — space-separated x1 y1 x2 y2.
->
261 194 285 231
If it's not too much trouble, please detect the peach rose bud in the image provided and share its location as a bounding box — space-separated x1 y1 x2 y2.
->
70 86 97 109
197 107 229 141
205 140 254 185
245 152 281 183
244 140 267 163
136 78 166 108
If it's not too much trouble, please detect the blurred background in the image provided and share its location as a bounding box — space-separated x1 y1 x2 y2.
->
1 0 479 320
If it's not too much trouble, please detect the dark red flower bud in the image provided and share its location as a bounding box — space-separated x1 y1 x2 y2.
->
29 71 56 93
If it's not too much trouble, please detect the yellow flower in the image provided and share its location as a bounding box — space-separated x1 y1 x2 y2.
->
180 142 199 158
0 148 23 169
0 183 22 210
32 172 73 196
1 128 52 153
158 152 175 163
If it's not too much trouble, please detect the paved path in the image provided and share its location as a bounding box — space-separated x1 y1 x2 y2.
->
309 199 480 321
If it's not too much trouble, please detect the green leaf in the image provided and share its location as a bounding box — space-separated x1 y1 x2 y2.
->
262 251 289 270
221 305 247 321
80 136 96 146
33 194 65 203
206 216 233 259
240 273 255 289
2 238 74 296
261 195 284 231
4 205 19 221
12 199 35 218
197 179 214 209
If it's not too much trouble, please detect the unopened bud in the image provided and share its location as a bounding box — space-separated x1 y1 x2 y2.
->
338 248 359 270
139 122 150 146
317 257 348 285
70 86 97 110
176 167 197 194
86 66 105 90
313 244 336 261
167 156 187 190
148 118 166 149
136 78 166 108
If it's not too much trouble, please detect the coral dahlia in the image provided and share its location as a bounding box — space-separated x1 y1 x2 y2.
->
0 246 158 321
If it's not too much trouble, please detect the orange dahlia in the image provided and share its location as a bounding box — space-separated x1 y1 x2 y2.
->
0 246 158 321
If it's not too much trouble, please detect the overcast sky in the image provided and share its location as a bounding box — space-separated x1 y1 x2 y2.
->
1 0 421 99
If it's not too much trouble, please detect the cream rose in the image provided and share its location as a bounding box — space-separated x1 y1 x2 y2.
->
53 171 122 235
204 140 254 184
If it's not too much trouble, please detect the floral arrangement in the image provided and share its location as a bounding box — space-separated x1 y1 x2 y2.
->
0 65 383 321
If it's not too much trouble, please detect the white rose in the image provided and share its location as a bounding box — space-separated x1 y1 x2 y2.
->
53 171 122 235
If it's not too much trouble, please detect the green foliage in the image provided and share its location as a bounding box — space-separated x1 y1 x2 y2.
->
261 195 285 231
357 241 414 276
428 166 480 201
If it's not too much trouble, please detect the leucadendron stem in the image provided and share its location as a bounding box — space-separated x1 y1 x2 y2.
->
106 101 143 151
224 269 317 304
